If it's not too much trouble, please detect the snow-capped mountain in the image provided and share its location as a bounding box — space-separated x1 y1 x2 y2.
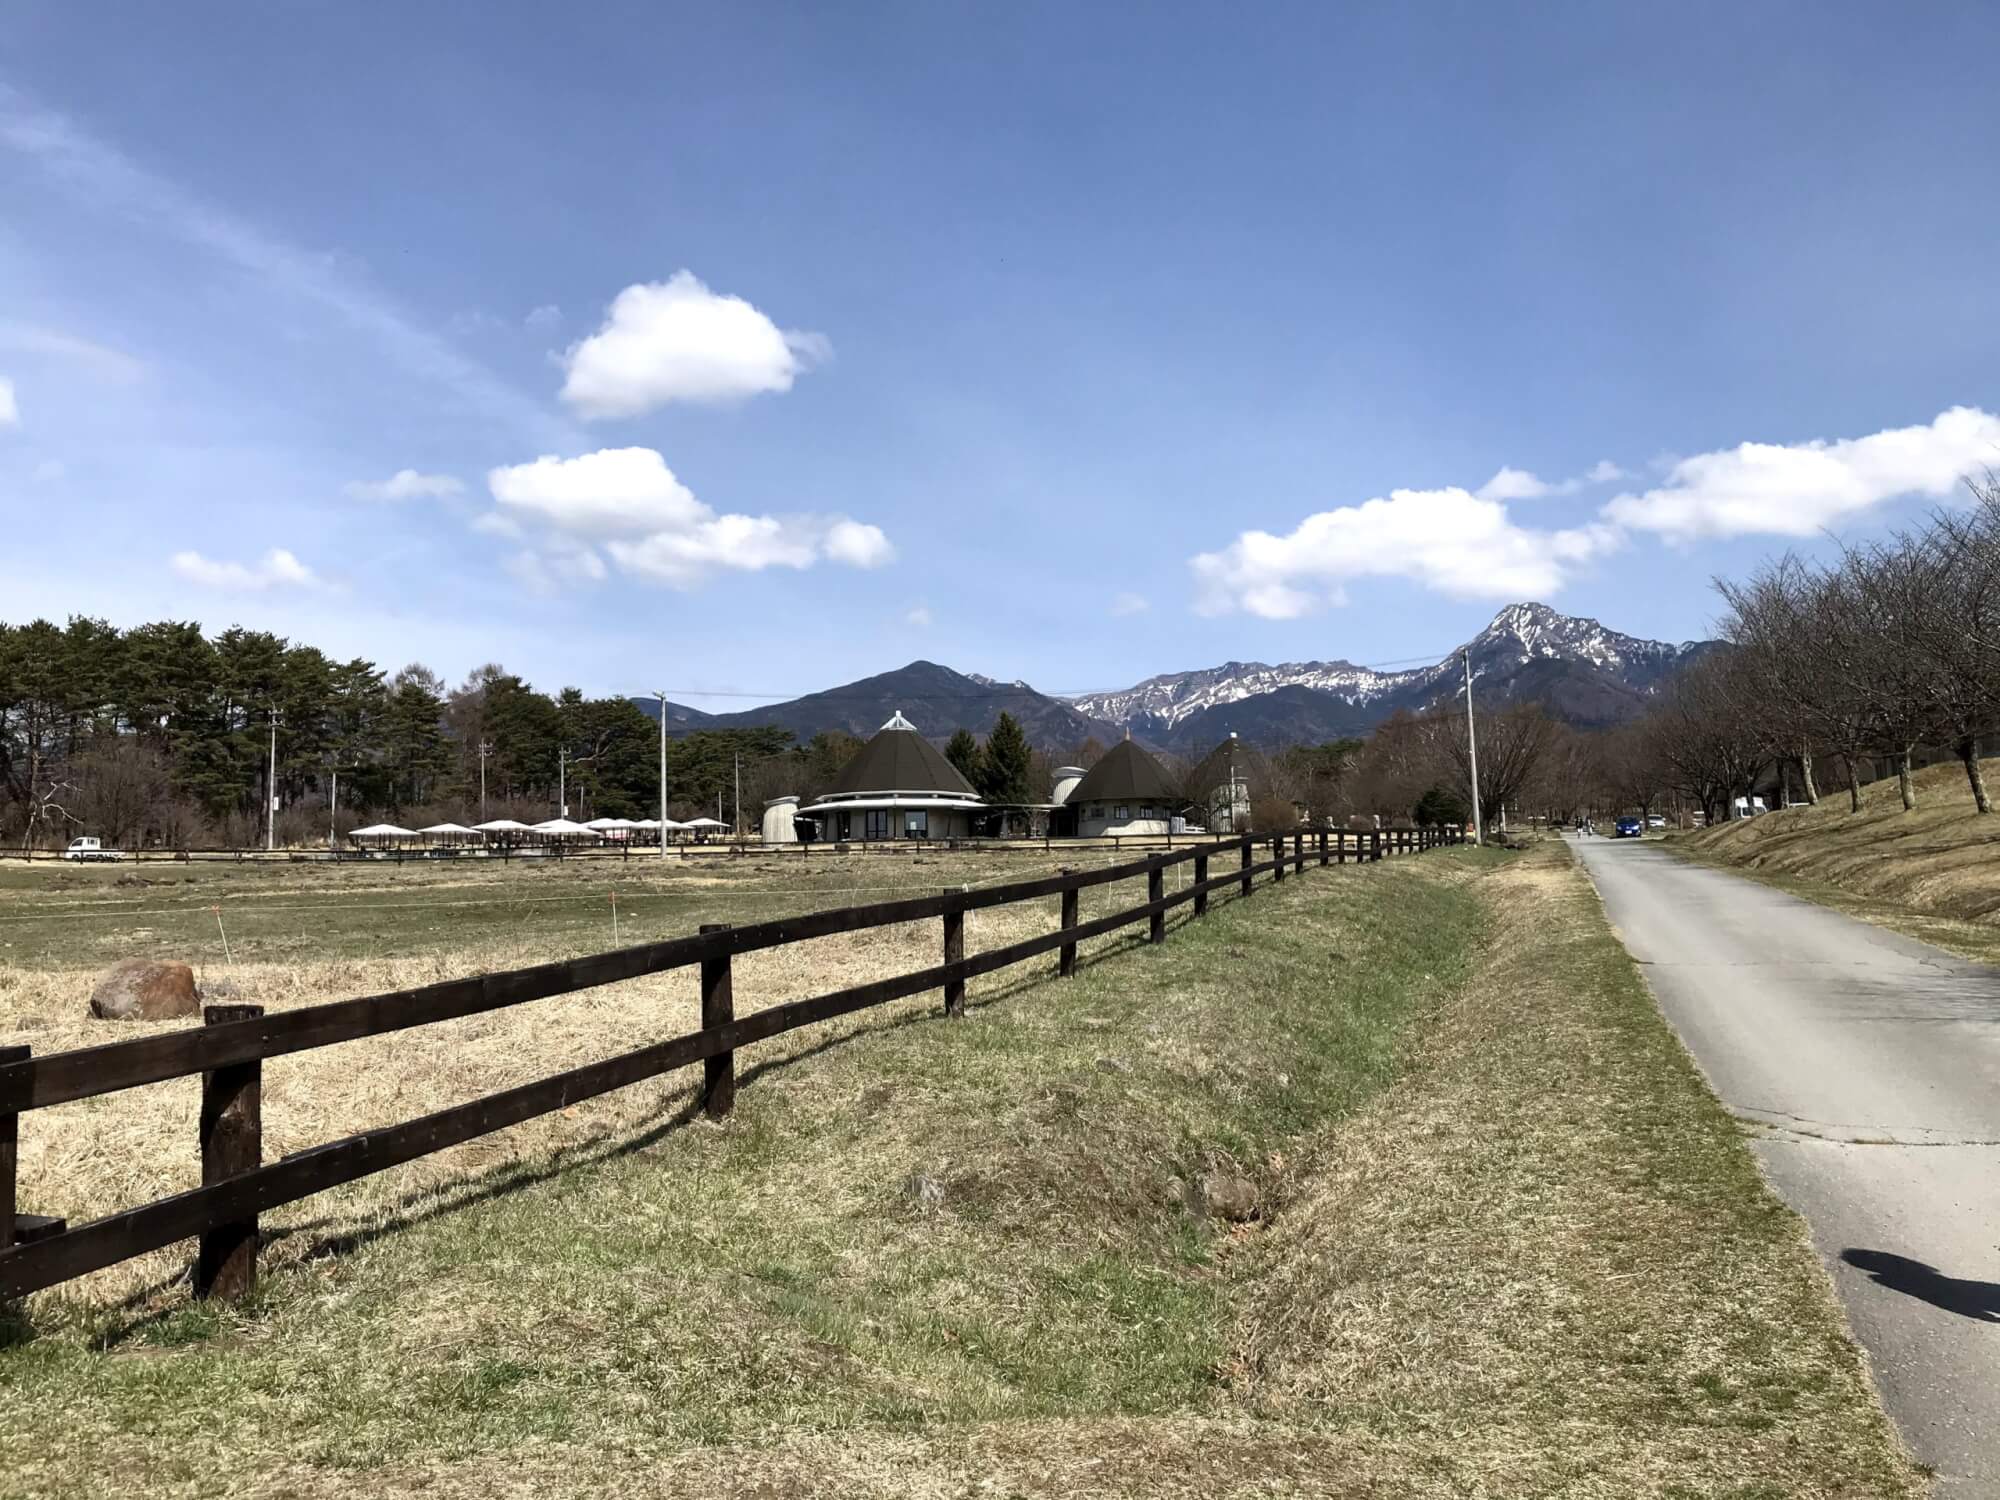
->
1071 603 1711 749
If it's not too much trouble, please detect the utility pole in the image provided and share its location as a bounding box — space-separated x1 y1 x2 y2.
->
266 709 280 852
558 746 567 818
733 752 741 838
477 740 492 821
1463 649 1483 847
329 766 338 850
656 692 669 860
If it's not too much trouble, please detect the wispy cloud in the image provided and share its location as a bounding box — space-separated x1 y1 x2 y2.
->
904 603 933 628
0 84 575 447
0 376 16 427
344 469 464 502
170 547 319 592
1474 459 1627 502
0 325 146 382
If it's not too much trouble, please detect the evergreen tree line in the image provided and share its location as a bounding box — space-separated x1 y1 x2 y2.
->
0 618 866 849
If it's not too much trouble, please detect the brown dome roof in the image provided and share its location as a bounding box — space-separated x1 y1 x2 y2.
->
826 713 980 798
1066 739 1176 805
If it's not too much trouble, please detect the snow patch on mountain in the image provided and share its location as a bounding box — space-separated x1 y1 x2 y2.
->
1070 603 1700 729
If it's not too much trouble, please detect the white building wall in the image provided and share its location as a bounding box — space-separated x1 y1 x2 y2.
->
762 796 800 843
1073 799 1172 837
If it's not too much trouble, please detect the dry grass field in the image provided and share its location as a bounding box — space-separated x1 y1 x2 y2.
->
1679 757 2000 964
0 843 1920 1497
0 844 1198 1308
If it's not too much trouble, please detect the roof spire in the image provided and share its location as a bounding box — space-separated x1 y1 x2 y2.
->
881 709 918 732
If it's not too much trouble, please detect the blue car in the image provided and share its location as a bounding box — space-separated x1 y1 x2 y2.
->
1614 817 1643 838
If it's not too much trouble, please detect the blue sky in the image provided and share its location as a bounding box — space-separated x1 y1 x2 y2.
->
3 2 1997 707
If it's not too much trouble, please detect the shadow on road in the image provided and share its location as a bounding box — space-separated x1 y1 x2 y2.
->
1842 1249 2000 1322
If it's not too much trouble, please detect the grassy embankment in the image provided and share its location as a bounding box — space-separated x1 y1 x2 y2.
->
1675 755 2000 965
0 844 1919 1497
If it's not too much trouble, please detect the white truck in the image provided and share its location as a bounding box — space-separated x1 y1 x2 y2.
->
61 836 125 862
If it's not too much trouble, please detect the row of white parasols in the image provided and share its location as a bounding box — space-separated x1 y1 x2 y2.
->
347 816 731 841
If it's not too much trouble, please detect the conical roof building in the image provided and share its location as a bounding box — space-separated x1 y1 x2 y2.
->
797 712 986 842
1059 734 1180 836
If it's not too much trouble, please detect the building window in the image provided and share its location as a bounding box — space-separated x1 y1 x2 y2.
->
1114 805 1129 821
864 810 890 840
904 811 928 839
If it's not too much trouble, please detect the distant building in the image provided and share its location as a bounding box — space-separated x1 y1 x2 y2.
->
794 711 986 841
1055 737 1181 836
761 794 801 843
1187 732 1273 832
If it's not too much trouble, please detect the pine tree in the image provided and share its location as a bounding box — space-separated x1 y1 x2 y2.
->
978 713 1032 803
943 727 981 786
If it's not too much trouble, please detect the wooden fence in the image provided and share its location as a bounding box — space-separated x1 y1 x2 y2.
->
0 825 1462 1304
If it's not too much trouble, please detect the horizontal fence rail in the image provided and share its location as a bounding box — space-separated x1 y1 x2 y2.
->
0 825 1464 1302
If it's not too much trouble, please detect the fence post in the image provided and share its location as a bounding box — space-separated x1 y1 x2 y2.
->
1272 835 1286 882
1240 837 1253 895
942 895 967 1017
1148 859 1165 944
1318 829 1329 866
1194 851 1209 916
1292 830 1304 873
699 925 736 1115
1371 830 1383 862
1058 869 1079 978
197 1004 264 1302
0 1045 22 1253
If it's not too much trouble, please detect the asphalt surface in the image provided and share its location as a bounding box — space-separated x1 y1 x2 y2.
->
1568 833 2000 1495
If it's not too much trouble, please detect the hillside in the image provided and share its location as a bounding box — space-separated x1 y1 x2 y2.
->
1682 759 2000 959
635 660 1116 749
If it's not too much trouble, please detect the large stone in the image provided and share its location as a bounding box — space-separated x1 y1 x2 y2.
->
89 959 200 1021
1200 1171 1260 1223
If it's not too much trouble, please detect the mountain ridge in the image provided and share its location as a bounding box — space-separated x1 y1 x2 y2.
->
634 604 1715 753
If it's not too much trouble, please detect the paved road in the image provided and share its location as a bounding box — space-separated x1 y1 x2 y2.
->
1568 834 2000 1495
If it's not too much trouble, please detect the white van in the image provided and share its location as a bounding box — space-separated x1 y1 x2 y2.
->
61 836 125 862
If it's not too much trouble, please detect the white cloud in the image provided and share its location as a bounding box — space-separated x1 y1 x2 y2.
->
1475 460 1628 502
0 376 15 427
31 458 63 482
485 446 894 590
170 547 318 591
1110 591 1150 616
343 468 463 502
489 447 707 537
905 603 934 628
823 519 895 568
1603 406 2000 541
607 517 820 586
1191 488 1621 619
1474 466 1548 502
558 271 829 418
524 304 562 332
